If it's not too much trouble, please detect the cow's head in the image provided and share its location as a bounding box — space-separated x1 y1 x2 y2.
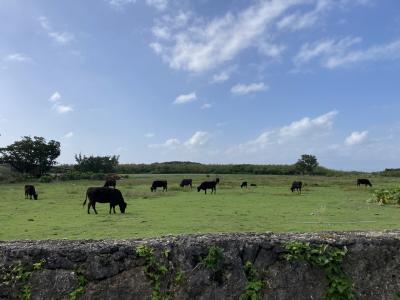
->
34 193 38 200
119 202 127 213
197 186 201 192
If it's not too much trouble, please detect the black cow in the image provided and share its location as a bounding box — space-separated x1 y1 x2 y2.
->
180 179 192 189
250 184 257 187
357 178 372 187
104 178 116 188
83 187 127 214
197 181 217 194
151 180 168 192
241 181 248 188
24 185 38 200
291 181 303 194
216 178 220 184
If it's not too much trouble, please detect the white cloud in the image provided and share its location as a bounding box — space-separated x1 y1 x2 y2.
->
345 131 368 146
212 72 230 83
48 92 73 114
231 82 267 95
294 37 362 66
149 131 211 150
4 53 33 63
145 133 155 138
277 0 373 32
150 0 309 73
109 0 136 8
279 111 337 138
258 42 286 59
38 16 75 45
152 26 170 40
227 111 338 156
174 92 197 104
48 31 75 45
64 132 74 138
211 65 236 83
201 103 212 110
325 39 400 69
294 37 400 69
149 138 181 149
184 131 210 148
277 0 333 32
49 91 61 102
149 42 163 54
54 104 73 114
146 0 168 11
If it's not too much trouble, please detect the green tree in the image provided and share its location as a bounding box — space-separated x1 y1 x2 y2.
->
295 154 319 175
74 154 119 173
0 136 61 177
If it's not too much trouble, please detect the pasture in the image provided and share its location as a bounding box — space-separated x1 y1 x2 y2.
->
0 174 398 240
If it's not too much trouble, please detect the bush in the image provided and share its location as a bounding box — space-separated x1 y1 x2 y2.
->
55 171 105 181
39 175 53 183
373 188 400 205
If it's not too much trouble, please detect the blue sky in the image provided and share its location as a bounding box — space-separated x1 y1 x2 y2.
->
0 0 399 171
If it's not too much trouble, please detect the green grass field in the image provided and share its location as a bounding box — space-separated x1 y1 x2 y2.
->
0 174 399 240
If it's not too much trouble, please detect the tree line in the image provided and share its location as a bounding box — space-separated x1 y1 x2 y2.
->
0 136 375 178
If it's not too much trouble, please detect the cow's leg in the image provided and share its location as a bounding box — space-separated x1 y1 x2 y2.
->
113 206 116 214
109 204 112 214
87 202 91 214
93 203 98 214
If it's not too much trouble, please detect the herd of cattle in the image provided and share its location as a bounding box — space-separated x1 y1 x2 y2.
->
23 177 374 214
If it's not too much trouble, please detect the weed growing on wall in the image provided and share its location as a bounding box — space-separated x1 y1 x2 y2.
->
283 241 354 300
240 261 264 300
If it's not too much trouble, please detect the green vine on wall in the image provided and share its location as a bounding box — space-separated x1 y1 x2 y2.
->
200 245 224 272
136 245 180 300
68 269 88 300
282 241 355 300
1 259 45 300
240 261 264 300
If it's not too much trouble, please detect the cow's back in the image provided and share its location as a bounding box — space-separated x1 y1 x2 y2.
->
87 187 123 203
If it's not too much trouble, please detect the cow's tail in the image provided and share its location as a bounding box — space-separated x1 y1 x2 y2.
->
83 192 88 207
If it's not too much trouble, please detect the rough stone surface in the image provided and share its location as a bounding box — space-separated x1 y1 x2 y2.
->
0 231 399 299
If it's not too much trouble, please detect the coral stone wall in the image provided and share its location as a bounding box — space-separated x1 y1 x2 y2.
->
1 231 400 299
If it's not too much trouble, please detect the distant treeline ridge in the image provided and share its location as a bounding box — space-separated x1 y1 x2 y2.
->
53 161 371 176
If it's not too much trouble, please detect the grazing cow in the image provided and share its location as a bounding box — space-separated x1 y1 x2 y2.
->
180 179 192 189
250 184 257 187
216 178 220 184
151 180 168 192
24 185 38 200
357 178 372 187
291 181 303 194
241 181 248 188
83 187 127 214
104 178 116 188
197 181 217 194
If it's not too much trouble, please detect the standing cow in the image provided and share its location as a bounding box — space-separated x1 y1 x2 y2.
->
291 181 303 194
241 181 248 188
104 178 116 188
151 180 168 192
180 179 192 189
24 185 38 200
357 179 372 187
83 187 127 214
197 181 217 194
